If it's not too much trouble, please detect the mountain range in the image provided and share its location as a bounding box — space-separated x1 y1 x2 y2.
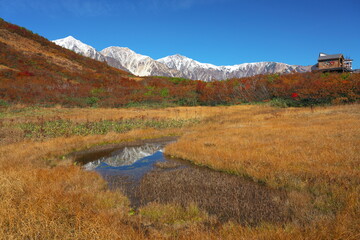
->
2 18 356 109
53 36 311 81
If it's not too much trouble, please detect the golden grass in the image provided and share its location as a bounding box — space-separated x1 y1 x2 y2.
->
0 105 237 123
0 104 359 239
166 104 360 238
0 129 185 239
0 106 215 239
0 29 84 72
0 105 232 145
167 105 360 189
0 167 136 240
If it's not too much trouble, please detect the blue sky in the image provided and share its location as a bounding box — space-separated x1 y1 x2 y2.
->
1 0 359 68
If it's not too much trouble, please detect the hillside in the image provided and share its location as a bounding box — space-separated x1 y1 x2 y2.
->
0 18 142 106
0 19 359 108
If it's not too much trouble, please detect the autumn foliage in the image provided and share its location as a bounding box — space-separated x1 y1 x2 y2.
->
0 18 359 107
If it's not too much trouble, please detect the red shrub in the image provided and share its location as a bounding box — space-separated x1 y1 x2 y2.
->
17 71 34 77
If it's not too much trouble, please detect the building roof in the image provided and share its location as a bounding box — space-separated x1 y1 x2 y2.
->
318 53 344 61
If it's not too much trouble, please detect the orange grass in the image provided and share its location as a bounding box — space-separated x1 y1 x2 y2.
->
0 105 235 124
166 104 360 238
0 128 203 239
167 105 360 189
0 105 238 145
1 104 359 239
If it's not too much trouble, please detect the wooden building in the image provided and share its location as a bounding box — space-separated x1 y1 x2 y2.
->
317 53 353 72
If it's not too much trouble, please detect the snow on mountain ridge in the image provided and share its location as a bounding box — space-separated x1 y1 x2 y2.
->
158 54 220 71
100 47 184 77
159 54 300 71
101 46 153 76
158 54 309 81
53 36 310 81
53 36 105 62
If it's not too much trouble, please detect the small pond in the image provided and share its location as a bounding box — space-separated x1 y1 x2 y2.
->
71 137 291 225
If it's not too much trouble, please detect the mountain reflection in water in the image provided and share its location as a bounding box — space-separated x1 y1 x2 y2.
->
80 140 290 224
83 143 173 186
84 144 164 170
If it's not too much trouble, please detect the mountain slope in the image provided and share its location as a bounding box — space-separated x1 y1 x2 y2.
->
53 36 311 81
0 22 129 79
158 54 311 81
52 36 184 77
2 19 356 108
0 18 140 106
100 47 184 77
53 36 130 72
53 36 106 62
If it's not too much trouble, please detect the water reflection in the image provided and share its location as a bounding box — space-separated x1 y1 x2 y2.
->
79 140 290 224
83 143 164 170
82 143 176 190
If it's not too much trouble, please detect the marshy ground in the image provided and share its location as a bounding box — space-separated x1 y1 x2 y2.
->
74 141 290 225
140 160 290 225
0 104 359 239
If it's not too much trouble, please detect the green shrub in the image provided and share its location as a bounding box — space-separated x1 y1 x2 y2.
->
0 99 9 107
85 97 99 107
341 73 351 80
168 77 190 85
267 74 279 83
160 88 169 97
144 86 155 96
269 98 296 108
90 88 105 96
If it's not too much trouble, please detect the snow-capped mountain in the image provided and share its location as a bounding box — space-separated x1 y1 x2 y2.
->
53 36 105 62
53 36 311 81
100 47 184 77
158 54 310 81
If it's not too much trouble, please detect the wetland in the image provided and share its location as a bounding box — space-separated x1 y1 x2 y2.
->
72 138 291 225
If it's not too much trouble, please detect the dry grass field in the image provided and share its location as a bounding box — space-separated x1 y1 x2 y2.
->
0 104 359 239
166 104 360 239
0 104 228 123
